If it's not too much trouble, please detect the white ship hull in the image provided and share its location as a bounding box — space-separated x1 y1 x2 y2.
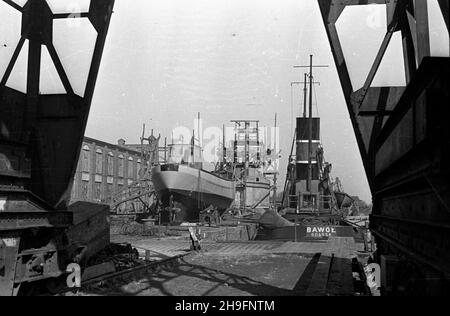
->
152 164 236 219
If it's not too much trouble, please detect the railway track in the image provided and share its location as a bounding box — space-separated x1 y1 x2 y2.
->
50 251 194 296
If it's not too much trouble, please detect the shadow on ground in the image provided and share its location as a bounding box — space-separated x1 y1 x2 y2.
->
78 252 353 296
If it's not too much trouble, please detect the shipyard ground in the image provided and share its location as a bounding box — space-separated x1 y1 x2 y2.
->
73 226 371 296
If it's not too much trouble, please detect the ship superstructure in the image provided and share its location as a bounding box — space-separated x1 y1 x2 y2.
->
221 120 273 212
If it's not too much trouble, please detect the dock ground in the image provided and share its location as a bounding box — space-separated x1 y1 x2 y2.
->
79 232 368 296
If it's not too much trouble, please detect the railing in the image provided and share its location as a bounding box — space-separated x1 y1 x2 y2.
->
287 194 335 213
288 195 298 209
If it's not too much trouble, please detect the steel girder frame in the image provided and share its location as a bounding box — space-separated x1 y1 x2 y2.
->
0 0 115 209
318 0 450 294
0 0 115 296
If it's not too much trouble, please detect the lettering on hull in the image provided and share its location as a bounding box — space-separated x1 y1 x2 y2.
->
306 226 337 238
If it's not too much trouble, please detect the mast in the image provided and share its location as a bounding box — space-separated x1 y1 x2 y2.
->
141 123 146 162
256 121 260 162
245 121 250 169
303 73 308 118
197 112 201 147
274 113 277 157
222 124 227 165
191 129 195 164
307 55 313 193
273 113 278 205
164 137 167 163
233 123 238 164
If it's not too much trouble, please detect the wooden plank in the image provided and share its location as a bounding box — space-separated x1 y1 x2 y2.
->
326 257 354 296
314 237 356 296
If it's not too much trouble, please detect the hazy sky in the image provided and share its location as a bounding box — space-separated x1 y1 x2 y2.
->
1 0 448 203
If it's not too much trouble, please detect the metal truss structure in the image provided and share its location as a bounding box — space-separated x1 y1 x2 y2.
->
0 0 115 295
0 0 115 208
318 0 450 294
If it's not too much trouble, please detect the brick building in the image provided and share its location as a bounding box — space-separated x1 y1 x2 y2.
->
70 137 146 205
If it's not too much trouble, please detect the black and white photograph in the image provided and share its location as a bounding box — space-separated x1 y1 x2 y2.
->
0 0 449 300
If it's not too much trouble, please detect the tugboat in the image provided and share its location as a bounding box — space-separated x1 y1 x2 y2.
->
281 115 340 225
256 55 355 241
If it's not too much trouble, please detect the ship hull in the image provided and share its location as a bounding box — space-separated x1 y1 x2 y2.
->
238 179 271 208
152 164 236 221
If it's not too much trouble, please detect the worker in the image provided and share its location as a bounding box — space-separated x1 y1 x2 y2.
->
169 194 174 208
171 205 181 223
168 197 181 224
168 195 175 223
188 226 201 251
365 222 373 252
156 199 163 225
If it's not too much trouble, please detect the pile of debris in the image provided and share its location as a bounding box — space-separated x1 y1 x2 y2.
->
87 243 144 272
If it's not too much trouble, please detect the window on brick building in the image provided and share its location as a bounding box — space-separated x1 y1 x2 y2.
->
118 154 124 178
107 152 114 176
95 149 103 174
137 159 142 178
128 156 134 180
82 145 90 173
